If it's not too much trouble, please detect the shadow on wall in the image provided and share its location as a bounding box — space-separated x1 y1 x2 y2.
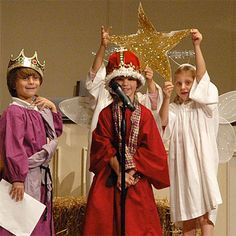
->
54 172 82 197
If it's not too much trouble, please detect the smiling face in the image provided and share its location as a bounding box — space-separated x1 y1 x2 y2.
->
15 76 40 102
7 68 42 102
114 76 138 102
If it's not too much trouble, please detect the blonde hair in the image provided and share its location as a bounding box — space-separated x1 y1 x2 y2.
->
173 64 196 104
174 64 196 80
7 67 42 97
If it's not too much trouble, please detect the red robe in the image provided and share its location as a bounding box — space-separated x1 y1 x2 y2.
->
83 103 169 236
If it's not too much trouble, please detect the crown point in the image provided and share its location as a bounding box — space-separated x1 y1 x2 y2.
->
7 49 45 79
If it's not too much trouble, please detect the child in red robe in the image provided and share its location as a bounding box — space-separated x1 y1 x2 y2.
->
83 50 170 236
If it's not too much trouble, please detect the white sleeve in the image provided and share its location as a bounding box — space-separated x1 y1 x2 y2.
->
190 71 218 117
162 104 176 139
162 104 177 150
155 83 164 112
137 83 163 133
85 63 106 100
137 83 163 110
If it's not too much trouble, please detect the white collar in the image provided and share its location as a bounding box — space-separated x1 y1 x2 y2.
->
11 97 39 111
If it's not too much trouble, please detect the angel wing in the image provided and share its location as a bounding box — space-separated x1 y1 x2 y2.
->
217 90 236 163
218 90 236 124
59 96 93 128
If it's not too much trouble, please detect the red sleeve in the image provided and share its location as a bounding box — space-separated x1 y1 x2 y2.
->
89 106 117 174
134 107 170 189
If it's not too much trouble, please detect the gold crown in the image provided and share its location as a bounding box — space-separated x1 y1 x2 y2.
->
7 49 45 78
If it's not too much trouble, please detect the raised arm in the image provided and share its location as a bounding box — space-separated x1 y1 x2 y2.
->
191 29 206 81
159 81 174 127
143 66 162 111
144 66 156 94
91 26 110 74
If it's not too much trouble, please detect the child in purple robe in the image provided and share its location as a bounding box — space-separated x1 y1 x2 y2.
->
0 49 63 236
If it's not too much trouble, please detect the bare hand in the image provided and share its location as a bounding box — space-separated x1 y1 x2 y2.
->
117 172 135 191
33 96 57 113
10 182 24 201
163 81 174 98
144 66 154 82
101 25 110 48
191 28 202 46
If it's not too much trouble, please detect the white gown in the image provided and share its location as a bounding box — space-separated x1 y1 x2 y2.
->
85 63 163 194
164 72 222 224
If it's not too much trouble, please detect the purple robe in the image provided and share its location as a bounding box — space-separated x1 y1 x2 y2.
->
0 102 63 236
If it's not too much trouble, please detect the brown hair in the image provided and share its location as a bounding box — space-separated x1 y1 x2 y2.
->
7 67 42 97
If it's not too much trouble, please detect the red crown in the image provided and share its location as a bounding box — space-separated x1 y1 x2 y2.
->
105 50 145 89
106 50 141 74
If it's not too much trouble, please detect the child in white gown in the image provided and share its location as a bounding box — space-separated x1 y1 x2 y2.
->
160 29 222 236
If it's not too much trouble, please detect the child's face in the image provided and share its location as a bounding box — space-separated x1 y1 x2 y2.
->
174 71 194 102
115 76 138 102
15 74 41 102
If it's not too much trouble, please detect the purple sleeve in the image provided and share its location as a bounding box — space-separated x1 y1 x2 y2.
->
28 140 58 168
52 111 63 137
4 109 28 183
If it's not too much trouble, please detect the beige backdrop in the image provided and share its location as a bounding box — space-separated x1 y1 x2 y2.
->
0 1 235 236
0 0 235 111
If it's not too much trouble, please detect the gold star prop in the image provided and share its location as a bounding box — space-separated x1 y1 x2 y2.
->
110 3 190 81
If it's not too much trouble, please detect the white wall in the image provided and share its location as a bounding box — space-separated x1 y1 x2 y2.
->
56 124 88 196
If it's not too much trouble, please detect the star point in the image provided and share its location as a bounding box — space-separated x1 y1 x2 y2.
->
110 3 190 81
